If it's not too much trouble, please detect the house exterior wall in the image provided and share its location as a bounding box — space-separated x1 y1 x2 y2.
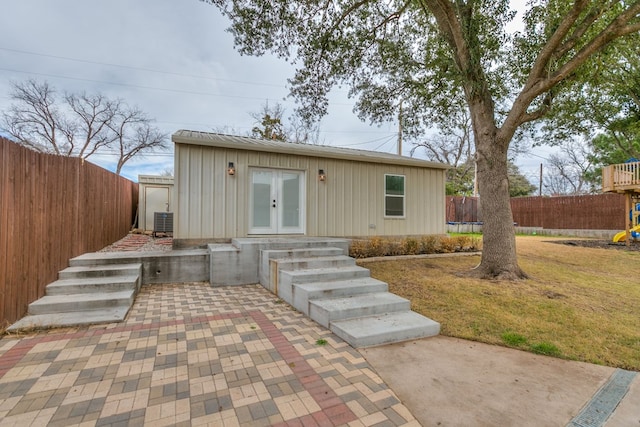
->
174 142 446 244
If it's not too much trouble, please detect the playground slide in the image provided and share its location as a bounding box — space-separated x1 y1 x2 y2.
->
612 224 640 242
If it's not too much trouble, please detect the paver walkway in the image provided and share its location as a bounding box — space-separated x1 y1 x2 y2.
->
0 283 419 427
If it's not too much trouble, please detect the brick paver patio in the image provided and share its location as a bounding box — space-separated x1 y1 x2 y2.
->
0 282 420 426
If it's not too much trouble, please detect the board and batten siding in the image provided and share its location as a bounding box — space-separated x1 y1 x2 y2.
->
174 140 446 243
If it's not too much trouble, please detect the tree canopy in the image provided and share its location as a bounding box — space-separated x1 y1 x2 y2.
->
206 0 640 279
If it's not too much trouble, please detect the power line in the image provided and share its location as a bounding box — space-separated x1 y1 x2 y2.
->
372 135 397 151
0 47 288 89
0 67 294 103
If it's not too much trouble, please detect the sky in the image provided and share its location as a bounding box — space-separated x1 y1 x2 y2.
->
0 0 551 185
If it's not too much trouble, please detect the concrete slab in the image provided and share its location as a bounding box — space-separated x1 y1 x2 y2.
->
70 250 209 284
361 336 615 427
331 311 440 348
292 277 388 314
29 290 135 314
6 307 131 331
45 275 139 295
309 292 410 327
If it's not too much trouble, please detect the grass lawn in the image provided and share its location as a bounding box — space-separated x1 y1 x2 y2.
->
360 235 640 370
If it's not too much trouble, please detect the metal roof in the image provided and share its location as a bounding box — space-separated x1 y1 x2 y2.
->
172 130 448 170
138 175 174 185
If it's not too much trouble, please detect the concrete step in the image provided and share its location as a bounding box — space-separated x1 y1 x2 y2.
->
6 307 132 332
263 247 346 260
330 311 441 348
260 247 347 289
291 277 388 315
46 275 140 296
280 265 370 284
276 255 355 271
29 290 135 315
58 263 141 280
69 252 143 266
309 292 410 328
278 266 370 303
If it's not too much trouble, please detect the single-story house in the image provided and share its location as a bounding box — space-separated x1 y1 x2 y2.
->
171 130 448 248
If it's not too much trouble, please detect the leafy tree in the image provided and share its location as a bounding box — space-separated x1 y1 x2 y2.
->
445 159 476 196
250 102 288 141
250 101 322 144
508 163 537 197
1 79 168 175
536 34 640 193
206 0 640 279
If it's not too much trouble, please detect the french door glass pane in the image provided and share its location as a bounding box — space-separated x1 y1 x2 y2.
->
252 171 272 227
281 173 300 227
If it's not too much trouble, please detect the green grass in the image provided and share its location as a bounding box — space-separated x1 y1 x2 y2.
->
530 342 561 357
361 236 640 370
447 232 482 237
501 332 528 346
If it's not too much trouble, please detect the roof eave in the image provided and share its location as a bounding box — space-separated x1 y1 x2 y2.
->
172 130 449 170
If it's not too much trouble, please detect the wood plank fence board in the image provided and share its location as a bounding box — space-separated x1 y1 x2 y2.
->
0 138 137 325
446 194 627 231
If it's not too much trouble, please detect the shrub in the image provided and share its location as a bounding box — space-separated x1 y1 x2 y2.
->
369 236 387 257
402 237 420 255
420 235 440 253
439 236 458 253
348 234 481 258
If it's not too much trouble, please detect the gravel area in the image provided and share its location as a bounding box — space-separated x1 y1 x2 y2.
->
99 233 173 252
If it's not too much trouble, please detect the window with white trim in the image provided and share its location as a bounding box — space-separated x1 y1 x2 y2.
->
384 174 405 217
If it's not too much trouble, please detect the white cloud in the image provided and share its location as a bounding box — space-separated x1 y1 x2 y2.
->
0 0 547 183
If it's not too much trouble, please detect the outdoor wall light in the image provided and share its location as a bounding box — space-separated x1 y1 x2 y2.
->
227 162 236 176
318 169 326 182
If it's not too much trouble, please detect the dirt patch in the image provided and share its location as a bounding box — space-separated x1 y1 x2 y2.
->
550 239 640 251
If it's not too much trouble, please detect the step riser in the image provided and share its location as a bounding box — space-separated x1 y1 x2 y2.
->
29 295 134 315
6 307 132 332
292 281 388 315
264 248 346 259
281 268 370 285
331 322 441 348
46 281 138 296
69 258 140 267
278 269 370 304
310 299 410 328
59 267 140 280
276 257 355 271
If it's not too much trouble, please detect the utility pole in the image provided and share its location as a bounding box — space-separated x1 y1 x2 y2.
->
539 163 543 196
473 157 479 197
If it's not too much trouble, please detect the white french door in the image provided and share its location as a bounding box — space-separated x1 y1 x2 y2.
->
249 169 305 234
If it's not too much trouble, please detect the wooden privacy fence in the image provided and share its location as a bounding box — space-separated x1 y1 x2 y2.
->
446 196 482 223
447 194 626 230
0 138 138 326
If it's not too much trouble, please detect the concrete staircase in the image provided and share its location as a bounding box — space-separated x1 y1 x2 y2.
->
261 247 440 348
8 261 141 332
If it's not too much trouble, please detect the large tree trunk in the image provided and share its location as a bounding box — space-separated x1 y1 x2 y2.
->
471 104 527 280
